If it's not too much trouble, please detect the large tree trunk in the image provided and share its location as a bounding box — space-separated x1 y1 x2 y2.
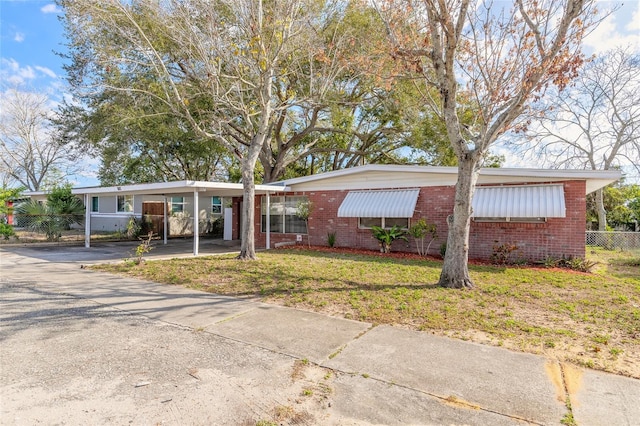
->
595 188 607 231
238 142 265 260
438 158 479 289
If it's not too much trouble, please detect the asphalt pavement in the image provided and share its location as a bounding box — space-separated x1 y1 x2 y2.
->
1 242 639 425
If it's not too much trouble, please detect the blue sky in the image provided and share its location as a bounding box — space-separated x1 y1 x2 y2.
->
0 1 639 186
0 1 66 94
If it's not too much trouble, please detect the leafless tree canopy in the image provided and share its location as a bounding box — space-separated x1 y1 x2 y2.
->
376 0 602 287
519 47 640 177
0 89 80 191
516 47 640 230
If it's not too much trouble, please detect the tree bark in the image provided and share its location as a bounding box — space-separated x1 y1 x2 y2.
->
595 188 607 231
438 158 479 289
237 138 266 260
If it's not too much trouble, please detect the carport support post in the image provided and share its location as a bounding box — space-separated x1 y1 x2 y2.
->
193 190 199 256
266 192 270 250
163 196 167 245
84 193 91 248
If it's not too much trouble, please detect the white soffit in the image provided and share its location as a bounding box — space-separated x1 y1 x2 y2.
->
337 189 420 218
472 184 566 218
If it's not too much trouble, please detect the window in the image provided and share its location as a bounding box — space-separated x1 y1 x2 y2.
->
261 196 308 234
359 217 409 229
91 196 99 212
211 196 222 215
117 195 133 213
170 196 185 213
472 217 547 223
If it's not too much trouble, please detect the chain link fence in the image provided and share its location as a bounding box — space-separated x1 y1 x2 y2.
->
586 231 640 250
3 214 86 243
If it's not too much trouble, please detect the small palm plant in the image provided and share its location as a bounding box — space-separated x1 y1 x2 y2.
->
15 185 85 241
371 225 408 253
16 198 85 241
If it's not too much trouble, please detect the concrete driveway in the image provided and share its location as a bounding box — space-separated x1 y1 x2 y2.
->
0 238 241 264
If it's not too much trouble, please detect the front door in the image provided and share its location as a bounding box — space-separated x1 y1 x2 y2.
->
142 201 165 236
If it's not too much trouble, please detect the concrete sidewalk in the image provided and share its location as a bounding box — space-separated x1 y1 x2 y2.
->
1 247 639 425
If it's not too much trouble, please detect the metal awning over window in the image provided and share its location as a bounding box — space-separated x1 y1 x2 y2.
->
338 189 420 218
472 184 566 218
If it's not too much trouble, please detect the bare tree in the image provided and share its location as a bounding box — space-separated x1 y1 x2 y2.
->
0 88 78 191
377 0 602 288
518 47 640 230
60 0 343 259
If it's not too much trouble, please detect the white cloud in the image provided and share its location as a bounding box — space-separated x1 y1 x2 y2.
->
584 3 640 54
14 32 25 43
35 66 57 79
627 4 640 32
40 4 61 14
0 58 36 86
0 59 60 88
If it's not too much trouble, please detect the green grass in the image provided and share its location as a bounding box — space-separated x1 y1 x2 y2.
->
93 247 640 378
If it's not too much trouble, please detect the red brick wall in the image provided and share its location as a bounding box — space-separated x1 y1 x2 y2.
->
251 180 587 261
468 181 586 261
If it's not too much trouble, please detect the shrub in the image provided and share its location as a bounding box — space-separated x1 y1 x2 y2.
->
439 243 447 258
408 218 437 256
296 199 313 247
491 242 520 265
540 255 597 272
371 225 408 253
0 222 15 240
126 216 153 239
327 231 336 248
131 232 154 265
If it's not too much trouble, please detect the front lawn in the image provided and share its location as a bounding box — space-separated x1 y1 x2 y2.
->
93 246 640 378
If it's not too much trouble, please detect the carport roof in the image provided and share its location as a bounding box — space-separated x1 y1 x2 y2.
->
63 180 288 197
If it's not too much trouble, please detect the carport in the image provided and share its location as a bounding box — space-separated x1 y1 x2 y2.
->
72 181 287 256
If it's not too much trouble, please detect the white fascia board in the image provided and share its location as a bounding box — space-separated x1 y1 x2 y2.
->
71 181 288 196
71 180 193 195
275 164 458 186
23 191 47 197
478 167 621 180
478 168 621 194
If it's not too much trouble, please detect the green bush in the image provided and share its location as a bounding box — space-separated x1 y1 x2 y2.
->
371 225 408 253
327 231 336 248
0 222 15 240
540 255 597 273
408 218 437 256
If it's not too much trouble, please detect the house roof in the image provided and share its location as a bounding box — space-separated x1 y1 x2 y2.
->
275 164 621 194
24 165 620 199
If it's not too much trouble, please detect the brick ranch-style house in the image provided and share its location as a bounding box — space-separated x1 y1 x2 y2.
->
31 165 619 261
251 165 621 261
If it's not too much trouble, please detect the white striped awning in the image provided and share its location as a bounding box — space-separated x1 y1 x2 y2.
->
338 189 420 218
472 184 566 218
